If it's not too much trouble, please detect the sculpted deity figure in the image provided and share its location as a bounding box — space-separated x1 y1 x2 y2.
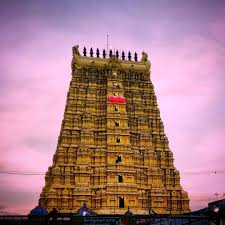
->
141 51 148 62
71 45 81 70
72 45 81 56
52 166 61 175
141 51 151 70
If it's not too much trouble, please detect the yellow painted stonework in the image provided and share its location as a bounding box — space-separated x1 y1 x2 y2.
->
39 46 190 215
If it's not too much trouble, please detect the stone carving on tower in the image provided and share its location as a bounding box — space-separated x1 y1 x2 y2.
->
39 46 190 215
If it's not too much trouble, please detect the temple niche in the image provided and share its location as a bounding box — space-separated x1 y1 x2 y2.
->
39 45 190 215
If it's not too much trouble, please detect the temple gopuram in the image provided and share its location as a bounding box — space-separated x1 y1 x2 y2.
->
39 45 190 215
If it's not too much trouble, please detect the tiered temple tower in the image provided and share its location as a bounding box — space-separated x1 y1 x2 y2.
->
39 45 190 215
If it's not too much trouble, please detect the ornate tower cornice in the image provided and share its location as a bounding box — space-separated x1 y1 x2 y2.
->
71 45 151 72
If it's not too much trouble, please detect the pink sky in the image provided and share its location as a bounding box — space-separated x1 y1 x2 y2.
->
0 0 225 215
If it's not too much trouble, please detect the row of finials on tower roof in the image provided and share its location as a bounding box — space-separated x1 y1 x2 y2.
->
82 47 138 61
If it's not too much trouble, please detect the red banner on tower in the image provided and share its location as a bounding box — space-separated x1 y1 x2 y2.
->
108 96 126 103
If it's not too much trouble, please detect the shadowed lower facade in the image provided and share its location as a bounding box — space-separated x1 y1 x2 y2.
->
39 46 190 215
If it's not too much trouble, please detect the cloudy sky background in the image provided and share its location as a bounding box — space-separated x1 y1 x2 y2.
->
0 0 225 214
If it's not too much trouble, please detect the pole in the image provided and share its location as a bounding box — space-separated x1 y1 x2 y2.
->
214 193 219 201
107 34 109 57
